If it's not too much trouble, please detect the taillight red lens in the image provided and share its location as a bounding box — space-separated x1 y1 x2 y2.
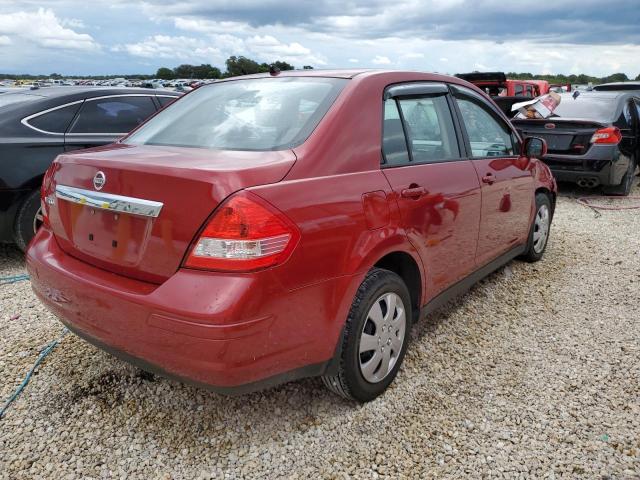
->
40 163 57 228
590 127 622 144
183 191 300 272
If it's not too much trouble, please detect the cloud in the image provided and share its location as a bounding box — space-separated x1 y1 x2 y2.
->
112 35 220 61
372 55 391 65
0 8 98 50
1 1 640 77
130 0 640 45
61 18 86 29
174 19 327 66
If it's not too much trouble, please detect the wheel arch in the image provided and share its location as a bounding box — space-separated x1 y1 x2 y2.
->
535 186 556 217
373 251 422 322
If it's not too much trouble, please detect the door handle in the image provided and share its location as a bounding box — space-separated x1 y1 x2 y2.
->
481 173 495 185
400 186 427 199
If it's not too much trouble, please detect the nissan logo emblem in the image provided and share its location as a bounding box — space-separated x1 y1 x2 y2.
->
544 123 556 129
93 171 106 190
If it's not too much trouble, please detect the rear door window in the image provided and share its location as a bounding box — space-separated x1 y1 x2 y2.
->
396 96 460 163
157 95 178 108
69 96 156 134
27 102 82 134
514 84 524 96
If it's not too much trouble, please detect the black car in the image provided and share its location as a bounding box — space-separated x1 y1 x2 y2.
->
0 87 181 249
593 82 640 92
513 91 640 195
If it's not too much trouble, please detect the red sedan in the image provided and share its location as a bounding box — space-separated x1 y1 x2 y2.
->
27 70 556 402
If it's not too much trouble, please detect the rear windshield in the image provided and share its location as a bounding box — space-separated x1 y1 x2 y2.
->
125 77 347 151
551 95 617 122
0 93 42 109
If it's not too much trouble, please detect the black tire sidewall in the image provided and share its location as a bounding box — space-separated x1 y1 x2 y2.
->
524 193 552 262
604 156 636 196
342 270 412 402
13 190 41 252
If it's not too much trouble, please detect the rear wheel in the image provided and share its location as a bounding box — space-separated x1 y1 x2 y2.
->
322 268 411 402
520 192 552 263
603 156 636 196
13 190 43 252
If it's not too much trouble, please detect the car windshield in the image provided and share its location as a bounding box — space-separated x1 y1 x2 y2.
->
0 93 42 109
125 77 347 151
551 95 617 122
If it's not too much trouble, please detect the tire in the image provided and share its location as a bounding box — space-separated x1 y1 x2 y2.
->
322 268 412 402
603 156 636 196
520 192 552 263
13 190 43 252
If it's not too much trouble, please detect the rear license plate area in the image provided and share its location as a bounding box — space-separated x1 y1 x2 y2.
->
64 203 152 265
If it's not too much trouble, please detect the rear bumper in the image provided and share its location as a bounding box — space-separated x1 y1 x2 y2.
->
543 146 629 187
26 228 359 394
548 163 613 186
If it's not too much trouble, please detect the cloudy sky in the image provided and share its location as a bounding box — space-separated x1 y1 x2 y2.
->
1 0 639 77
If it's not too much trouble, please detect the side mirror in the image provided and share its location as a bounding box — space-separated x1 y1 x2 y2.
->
523 137 547 158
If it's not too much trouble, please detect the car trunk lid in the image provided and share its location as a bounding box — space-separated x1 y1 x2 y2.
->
45 143 295 283
513 118 607 156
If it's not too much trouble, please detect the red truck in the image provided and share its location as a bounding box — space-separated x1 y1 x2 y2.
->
456 72 553 116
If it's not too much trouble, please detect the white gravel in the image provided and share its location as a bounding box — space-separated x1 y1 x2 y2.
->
1 184 639 479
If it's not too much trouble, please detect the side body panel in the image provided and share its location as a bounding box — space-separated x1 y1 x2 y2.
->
382 162 481 300
472 157 534 265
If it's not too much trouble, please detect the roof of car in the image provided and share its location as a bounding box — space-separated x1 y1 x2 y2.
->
559 90 629 100
593 82 640 91
212 69 476 86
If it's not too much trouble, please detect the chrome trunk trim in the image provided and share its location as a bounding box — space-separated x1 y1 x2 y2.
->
55 184 163 218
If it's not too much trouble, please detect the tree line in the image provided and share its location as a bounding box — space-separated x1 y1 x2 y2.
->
155 57 315 80
1 55 639 82
506 72 637 85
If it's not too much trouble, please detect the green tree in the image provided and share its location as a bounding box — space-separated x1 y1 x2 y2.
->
191 64 222 79
156 67 175 80
603 72 628 83
173 64 197 78
272 60 295 71
225 56 264 77
303 65 314 70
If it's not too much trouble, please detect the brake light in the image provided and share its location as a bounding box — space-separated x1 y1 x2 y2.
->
40 163 57 228
184 191 300 272
590 127 622 144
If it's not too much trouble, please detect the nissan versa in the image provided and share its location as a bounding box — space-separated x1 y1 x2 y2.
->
27 70 556 402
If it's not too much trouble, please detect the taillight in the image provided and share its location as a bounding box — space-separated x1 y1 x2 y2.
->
40 163 57 228
590 127 622 144
183 191 300 272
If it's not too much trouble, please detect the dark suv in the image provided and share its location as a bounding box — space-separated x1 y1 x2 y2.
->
0 87 181 249
513 91 640 195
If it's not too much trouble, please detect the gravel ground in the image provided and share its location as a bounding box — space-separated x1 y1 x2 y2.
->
1 185 639 479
